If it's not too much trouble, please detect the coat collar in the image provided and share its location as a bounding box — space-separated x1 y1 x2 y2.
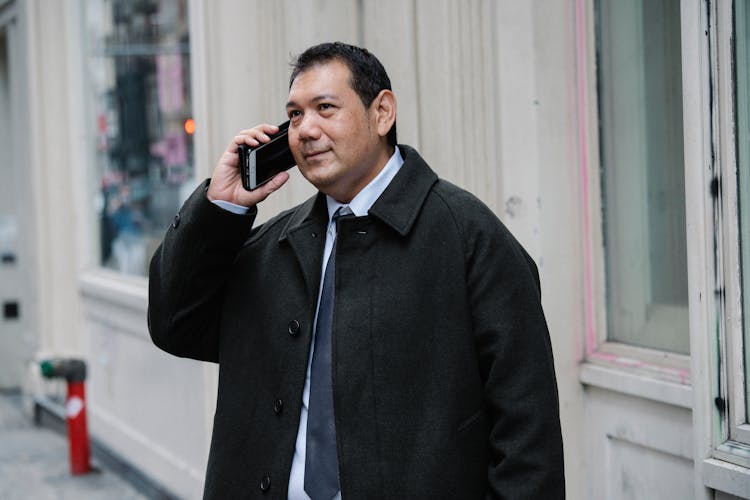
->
278 144 438 242
368 145 438 236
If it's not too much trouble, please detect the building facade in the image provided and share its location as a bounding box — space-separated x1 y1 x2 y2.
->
0 0 748 498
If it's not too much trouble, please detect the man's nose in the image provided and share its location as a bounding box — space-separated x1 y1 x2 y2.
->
296 114 322 141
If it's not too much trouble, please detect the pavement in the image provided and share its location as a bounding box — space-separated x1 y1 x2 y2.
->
0 392 147 500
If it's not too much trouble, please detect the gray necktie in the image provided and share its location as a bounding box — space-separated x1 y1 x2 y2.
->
305 207 352 500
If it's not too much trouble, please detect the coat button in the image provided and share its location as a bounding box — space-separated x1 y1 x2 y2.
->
288 320 300 336
172 213 181 228
273 398 284 415
260 474 271 492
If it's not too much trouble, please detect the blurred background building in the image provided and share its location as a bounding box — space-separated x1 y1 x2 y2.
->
0 0 748 498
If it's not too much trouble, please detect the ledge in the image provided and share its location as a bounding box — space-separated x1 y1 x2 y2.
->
703 458 750 498
579 362 693 409
78 269 150 339
78 268 148 313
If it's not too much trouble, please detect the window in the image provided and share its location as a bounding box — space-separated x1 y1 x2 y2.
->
594 0 689 355
83 0 194 276
736 0 750 429
728 0 750 451
702 0 750 472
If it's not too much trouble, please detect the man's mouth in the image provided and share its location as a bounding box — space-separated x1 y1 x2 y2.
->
303 149 329 160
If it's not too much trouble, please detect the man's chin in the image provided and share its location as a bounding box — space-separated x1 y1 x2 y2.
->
303 174 352 201
299 163 335 185
298 170 331 191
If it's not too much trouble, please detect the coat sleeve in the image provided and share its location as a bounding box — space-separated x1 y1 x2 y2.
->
147 180 257 362
456 194 565 499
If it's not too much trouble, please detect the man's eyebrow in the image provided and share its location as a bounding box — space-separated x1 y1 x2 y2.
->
286 94 339 109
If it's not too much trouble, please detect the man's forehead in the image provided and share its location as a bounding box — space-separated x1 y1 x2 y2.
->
288 61 351 98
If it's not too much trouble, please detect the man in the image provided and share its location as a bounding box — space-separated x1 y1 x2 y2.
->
149 42 564 499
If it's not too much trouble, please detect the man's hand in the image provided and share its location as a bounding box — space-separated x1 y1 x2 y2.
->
207 124 291 207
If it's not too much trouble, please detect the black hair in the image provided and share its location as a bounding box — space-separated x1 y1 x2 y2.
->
289 42 397 147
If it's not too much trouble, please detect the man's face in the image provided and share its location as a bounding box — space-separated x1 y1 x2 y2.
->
286 60 390 203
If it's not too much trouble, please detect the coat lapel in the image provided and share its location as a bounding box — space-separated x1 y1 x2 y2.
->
279 193 328 302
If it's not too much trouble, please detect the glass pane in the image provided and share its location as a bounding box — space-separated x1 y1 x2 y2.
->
736 0 750 420
595 0 689 354
84 0 194 276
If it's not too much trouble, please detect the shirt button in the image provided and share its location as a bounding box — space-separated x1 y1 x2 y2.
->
260 474 271 492
172 213 181 228
273 398 284 415
288 320 300 336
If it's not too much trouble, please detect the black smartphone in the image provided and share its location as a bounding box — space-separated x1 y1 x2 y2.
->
238 121 296 190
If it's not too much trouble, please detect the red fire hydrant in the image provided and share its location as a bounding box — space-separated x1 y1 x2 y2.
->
40 358 92 475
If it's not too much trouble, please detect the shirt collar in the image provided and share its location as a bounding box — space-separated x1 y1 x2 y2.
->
325 147 404 222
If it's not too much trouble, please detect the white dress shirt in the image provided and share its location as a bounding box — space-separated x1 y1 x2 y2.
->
212 148 404 499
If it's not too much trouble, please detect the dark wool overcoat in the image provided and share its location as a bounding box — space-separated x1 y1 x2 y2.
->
148 145 565 499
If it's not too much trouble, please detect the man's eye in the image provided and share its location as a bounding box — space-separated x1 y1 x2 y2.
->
319 103 333 111
288 110 301 119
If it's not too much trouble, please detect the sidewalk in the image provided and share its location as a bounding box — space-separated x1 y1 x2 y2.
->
0 392 147 500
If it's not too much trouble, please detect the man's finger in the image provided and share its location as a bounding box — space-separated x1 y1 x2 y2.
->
236 172 290 206
262 171 290 195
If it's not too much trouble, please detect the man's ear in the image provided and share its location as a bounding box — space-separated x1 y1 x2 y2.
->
371 89 396 138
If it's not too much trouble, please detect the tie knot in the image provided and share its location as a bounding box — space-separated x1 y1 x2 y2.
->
332 206 354 229
332 206 353 220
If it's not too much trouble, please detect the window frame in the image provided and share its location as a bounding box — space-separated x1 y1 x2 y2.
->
683 0 750 495
709 0 750 460
577 0 691 385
